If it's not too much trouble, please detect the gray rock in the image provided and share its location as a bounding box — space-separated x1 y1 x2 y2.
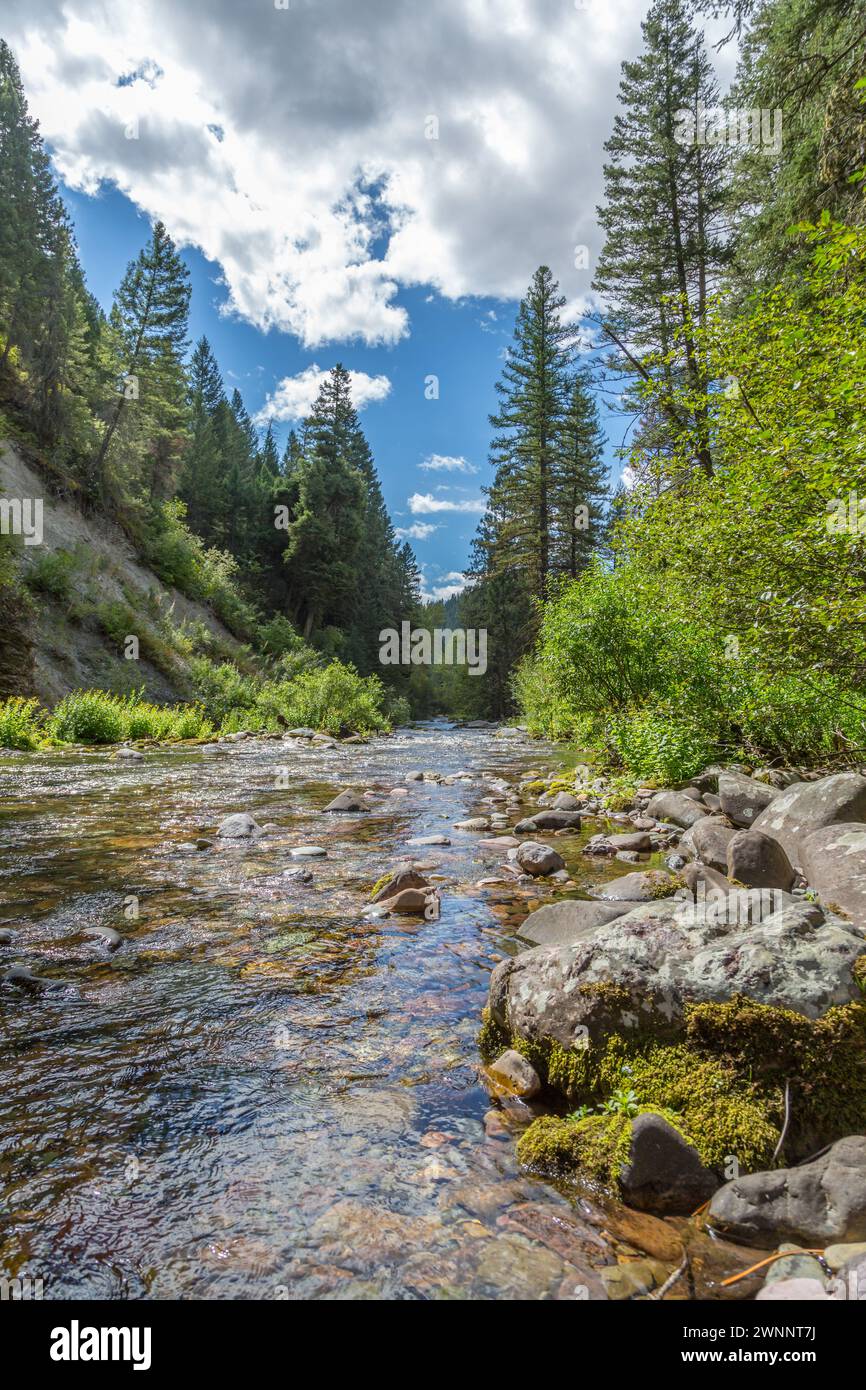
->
606 831 652 852
551 792 582 811
718 772 779 828
709 1136 866 1248
598 870 675 902
82 926 122 951
700 892 822 929
800 823 866 925
518 899 629 946
454 817 489 830
408 834 451 847
217 812 262 839
646 791 708 829
682 817 736 872
0 929 13 945
290 845 327 858
752 772 866 866
487 897 863 1051
682 862 731 899
115 747 143 761
286 727 316 738
727 829 796 891
324 790 368 813
515 841 566 877
405 771 424 781
515 810 582 832
619 1113 718 1214
487 1049 541 1098
702 792 722 812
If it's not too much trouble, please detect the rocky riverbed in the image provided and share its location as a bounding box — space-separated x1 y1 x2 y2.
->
1 724 864 1300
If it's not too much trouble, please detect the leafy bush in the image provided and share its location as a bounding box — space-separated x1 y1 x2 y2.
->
0 696 44 750
24 549 80 601
45 690 212 744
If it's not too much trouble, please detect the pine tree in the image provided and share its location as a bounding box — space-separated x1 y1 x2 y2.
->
481 266 574 597
551 368 608 578
176 337 227 541
97 220 191 496
593 0 729 479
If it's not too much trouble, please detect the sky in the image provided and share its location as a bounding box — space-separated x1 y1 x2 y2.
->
3 0 737 602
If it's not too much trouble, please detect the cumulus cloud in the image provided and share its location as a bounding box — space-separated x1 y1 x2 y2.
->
419 453 478 474
394 522 439 541
253 364 391 424
0 0 658 349
408 493 486 515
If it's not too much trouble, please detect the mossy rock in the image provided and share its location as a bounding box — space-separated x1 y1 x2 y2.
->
518 1107 683 1190
488 993 866 1178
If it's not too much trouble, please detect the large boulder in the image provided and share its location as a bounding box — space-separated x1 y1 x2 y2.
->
717 772 779 828
752 773 866 867
488 898 864 1049
800 823 866 926
518 899 629 947
515 841 566 877
708 1136 866 1249
598 870 676 902
646 791 708 829
726 829 796 891
683 817 736 873
619 1113 717 1215
551 792 582 811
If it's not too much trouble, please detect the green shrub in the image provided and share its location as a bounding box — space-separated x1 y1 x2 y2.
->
48 690 127 744
24 549 80 601
0 696 44 750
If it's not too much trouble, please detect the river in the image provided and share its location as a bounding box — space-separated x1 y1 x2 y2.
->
0 720 751 1300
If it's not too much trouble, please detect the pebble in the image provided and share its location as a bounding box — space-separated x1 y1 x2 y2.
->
290 846 328 858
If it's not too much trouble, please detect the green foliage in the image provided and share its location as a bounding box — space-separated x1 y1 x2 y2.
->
23 548 80 601
44 689 212 744
0 695 43 749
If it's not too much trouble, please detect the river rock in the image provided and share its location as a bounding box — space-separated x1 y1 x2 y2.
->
0 929 13 945
717 772 779 827
488 896 864 1050
598 869 675 901
606 831 652 852
217 812 262 838
324 790 368 813
379 888 437 915
518 900 628 946
682 817 736 872
515 842 565 877
619 1113 717 1215
646 790 708 828
405 771 424 781
115 747 143 761
487 1049 541 1098
370 865 431 902
290 845 327 858
757 1278 835 1301
408 834 451 847
286 727 316 738
479 835 520 849
752 772 866 866
551 792 582 811
454 817 489 830
726 829 796 891
514 810 582 832
708 1136 866 1248
799 823 866 924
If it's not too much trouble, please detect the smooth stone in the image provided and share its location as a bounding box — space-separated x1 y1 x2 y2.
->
370 865 431 902
290 845 327 858
646 790 709 829
800 823 866 924
487 1049 541 1098
378 887 437 915
619 1113 717 1215
709 1136 866 1248
680 817 736 873
726 829 796 891
408 834 451 847
606 831 652 852
454 817 489 830
515 810 582 832
217 812 262 839
478 836 521 849
115 747 143 761
515 841 566 877
756 1278 835 1301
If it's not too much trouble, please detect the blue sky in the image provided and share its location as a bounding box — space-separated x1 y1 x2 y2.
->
62 180 621 598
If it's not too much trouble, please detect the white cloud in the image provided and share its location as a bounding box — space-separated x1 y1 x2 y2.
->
419 453 478 474
4 3 739 348
253 364 391 424
420 579 469 603
408 492 486 515
394 522 439 541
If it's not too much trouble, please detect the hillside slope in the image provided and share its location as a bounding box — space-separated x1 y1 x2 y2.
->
0 440 249 706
